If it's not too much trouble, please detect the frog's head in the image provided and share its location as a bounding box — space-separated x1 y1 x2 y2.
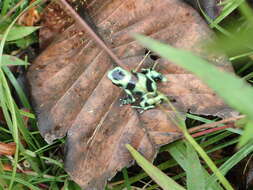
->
147 69 167 82
107 67 129 86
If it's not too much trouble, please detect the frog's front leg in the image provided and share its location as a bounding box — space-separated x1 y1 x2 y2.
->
121 89 136 105
132 102 154 113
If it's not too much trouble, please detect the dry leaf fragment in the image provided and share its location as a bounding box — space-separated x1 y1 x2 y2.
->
27 0 236 189
18 0 40 26
3 164 13 171
0 142 16 156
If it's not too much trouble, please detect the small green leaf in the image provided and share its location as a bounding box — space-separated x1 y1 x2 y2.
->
14 34 38 49
1 54 29 66
0 26 40 41
40 156 64 168
126 144 185 190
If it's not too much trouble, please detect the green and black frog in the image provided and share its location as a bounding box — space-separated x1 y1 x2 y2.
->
107 66 168 112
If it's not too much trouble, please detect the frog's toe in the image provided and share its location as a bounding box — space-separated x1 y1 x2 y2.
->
131 106 145 114
121 99 128 105
144 105 155 110
121 98 135 105
138 109 145 114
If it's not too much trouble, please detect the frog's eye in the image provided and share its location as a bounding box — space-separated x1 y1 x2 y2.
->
154 76 162 82
112 70 125 80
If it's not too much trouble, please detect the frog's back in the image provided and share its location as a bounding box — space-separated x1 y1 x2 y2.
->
134 73 156 95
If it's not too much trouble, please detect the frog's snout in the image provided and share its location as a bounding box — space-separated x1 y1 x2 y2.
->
154 74 167 82
161 76 167 82
107 67 126 81
107 69 114 78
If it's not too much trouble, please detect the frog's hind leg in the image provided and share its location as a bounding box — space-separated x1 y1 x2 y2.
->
132 103 155 110
132 93 167 112
132 104 155 114
131 93 155 113
156 93 168 104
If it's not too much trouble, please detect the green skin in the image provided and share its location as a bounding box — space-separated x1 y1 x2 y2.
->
107 66 168 112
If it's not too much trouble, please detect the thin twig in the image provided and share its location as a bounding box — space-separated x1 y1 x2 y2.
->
188 115 245 134
191 125 232 138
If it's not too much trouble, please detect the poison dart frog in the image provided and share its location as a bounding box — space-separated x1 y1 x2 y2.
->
107 66 168 112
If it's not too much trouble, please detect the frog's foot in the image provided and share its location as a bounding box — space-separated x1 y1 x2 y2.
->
120 97 136 106
156 94 168 104
132 105 155 113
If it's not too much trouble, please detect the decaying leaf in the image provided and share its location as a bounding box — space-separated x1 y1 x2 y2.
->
17 0 41 26
27 0 236 189
3 164 13 171
0 142 16 156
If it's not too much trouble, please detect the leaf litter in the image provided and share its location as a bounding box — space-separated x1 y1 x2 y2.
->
26 0 237 189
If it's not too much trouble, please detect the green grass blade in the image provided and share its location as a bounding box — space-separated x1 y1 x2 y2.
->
230 51 253 61
1 73 20 190
1 54 29 66
196 0 232 36
210 0 244 28
126 144 186 190
185 132 233 190
236 61 253 74
186 113 217 124
238 1 253 23
201 131 233 148
206 138 239 154
185 143 205 190
0 86 13 129
0 174 41 190
116 134 234 190
40 156 64 168
2 66 31 109
1 0 12 16
122 167 131 190
19 109 35 119
113 159 178 190
238 121 253 147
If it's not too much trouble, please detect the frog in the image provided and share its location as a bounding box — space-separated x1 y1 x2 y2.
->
107 66 168 112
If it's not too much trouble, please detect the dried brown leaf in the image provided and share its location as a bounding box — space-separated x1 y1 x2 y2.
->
27 0 236 189
3 164 13 171
17 0 41 26
0 142 16 156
